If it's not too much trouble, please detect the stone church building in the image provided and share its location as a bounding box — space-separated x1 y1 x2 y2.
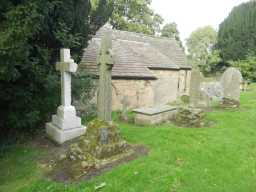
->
79 25 192 110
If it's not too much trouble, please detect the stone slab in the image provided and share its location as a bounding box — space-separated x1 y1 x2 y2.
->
133 105 177 115
133 105 177 125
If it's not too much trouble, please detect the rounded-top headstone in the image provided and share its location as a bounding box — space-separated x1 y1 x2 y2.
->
220 67 243 102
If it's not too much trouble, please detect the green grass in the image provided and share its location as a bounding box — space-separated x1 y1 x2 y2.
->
1 86 256 192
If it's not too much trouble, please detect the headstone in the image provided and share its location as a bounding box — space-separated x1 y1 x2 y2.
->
97 30 114 122
220 67 243 105
189 69 210 108
189 69 209 107
189 69 201 107
46 49 86 144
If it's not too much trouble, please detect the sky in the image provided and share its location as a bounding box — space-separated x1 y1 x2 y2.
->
151 0 249 44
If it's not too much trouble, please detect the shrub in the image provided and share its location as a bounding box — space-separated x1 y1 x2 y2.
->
0 0 111 144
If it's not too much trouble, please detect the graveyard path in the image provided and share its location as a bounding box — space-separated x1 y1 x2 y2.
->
1 85 256 192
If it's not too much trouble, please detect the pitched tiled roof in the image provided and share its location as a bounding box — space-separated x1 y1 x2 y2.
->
79 26 191 79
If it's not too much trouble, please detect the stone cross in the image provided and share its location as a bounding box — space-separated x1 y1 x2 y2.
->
46 49 86 144
56 49 78 107
97 31 114 122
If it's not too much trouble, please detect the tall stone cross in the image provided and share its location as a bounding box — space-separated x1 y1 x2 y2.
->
46 49 86 144
97 31 114 122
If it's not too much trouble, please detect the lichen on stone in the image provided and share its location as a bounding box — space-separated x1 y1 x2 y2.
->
51 119 131 180
221 98 240 108
175 107 206 128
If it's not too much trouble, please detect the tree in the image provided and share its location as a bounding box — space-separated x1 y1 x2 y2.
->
218 1 256 61
109 0 164 35
186 26 218 70
0 0 111 143
161 22 182 47
161 23 179 39
229 56 256 81
152 14 164 35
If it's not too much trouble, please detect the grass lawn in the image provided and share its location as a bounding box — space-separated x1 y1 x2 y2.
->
1 86 256 192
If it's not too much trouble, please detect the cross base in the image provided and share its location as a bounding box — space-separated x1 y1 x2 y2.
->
46 123 85 144
46 105 86 144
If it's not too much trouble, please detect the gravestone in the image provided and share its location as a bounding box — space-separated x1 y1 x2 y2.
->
46 49 86 144
97 30 114 122
189 69 209 107
189 69 201 107
220 67 243 106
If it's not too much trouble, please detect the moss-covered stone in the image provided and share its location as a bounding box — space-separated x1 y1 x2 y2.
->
51 119 131 180
221 98 240 108
175 107 206 128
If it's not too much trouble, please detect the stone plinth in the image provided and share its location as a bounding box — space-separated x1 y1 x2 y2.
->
46 106 85 144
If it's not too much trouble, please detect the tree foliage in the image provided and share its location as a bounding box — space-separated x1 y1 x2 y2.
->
161 23 179 39
186 26 219 73
229 56 256 81
109 0 164 35
161 22 182 47
218 1 256 61
0 0 111 142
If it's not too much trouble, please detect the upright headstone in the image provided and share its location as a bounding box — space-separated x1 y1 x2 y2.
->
46 49 86 144
189 69 202 107
97 31 114 122
220 67 243 106
189 69 210 108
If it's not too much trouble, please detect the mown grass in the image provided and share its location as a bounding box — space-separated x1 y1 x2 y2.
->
1 86 256 192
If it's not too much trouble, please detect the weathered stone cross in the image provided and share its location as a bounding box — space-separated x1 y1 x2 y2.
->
97 31 114 122
46 48 85 144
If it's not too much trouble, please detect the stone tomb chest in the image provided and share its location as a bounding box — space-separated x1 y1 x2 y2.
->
133 105 177 125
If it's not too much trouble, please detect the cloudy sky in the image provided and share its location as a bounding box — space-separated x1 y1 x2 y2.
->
151 0 249 43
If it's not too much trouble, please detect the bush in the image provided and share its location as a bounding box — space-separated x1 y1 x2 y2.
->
229 56 256 82
0 0 111 144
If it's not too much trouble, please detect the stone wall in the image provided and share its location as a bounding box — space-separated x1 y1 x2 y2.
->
111 70 191 110
89 69 191 111
112 79 155 110
151 70 180 106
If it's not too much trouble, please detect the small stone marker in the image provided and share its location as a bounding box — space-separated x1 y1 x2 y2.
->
97 30 114 122
120 96 129 122
46 48 86 144
220 67 243 105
